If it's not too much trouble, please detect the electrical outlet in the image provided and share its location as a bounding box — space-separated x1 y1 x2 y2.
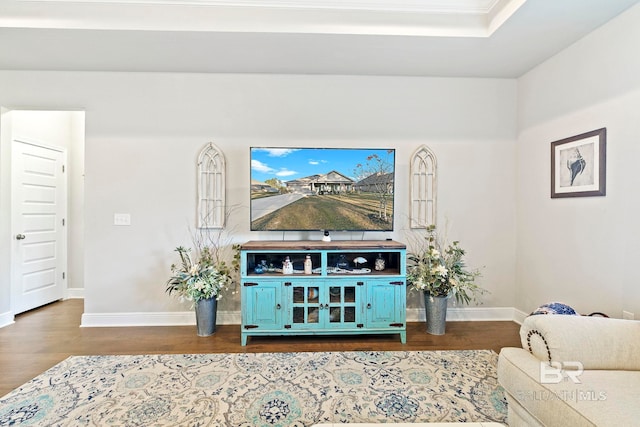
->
622 311 634 320
114 213 131 226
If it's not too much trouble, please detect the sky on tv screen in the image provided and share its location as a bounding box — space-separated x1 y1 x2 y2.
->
250 147 394 183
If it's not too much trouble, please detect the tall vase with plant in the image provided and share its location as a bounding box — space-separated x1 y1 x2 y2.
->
407 224 486 334
166 245 240 336
166 209 241 337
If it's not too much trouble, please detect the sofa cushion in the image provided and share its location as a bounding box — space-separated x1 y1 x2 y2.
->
499 347 640 427
520 315 640 370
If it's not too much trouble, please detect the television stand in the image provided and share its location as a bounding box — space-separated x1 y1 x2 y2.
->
239 240 407 346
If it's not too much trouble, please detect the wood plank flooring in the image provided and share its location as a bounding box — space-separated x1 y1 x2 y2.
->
0 299 522 397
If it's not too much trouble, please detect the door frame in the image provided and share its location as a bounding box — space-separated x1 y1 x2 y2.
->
0 108 84 327
10 137 69 314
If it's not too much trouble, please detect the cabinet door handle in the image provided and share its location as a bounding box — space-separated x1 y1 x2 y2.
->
367 303 372 309
276 304 281 310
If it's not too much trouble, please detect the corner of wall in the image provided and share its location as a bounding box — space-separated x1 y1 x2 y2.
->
0 310 15 329
0 108 13 315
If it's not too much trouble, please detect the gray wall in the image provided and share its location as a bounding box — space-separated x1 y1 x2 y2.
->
0 73 517 322
516 3 640 318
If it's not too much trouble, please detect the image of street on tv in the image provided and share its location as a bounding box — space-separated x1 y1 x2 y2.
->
250 147 395 231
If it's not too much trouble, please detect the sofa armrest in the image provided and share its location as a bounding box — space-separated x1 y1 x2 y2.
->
520 315 640 370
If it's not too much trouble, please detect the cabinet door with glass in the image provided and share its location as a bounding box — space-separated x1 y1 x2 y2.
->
289 281 322 329
326 281 361 329
288 280 361 329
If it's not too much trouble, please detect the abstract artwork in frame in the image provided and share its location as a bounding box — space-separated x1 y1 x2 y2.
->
551 128 606 198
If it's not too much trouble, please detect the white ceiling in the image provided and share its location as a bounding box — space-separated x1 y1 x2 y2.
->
0 0 638 77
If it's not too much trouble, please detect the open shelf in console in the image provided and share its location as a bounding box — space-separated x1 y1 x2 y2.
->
241 240 405 277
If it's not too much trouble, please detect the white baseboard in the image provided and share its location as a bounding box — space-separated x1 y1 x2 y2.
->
512 308 529 324
65 288 85 299
82 307 518 327
81 310 241 327
407 306 519 322
0 311 15 328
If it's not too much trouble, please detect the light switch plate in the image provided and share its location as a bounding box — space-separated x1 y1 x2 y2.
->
114 213 131 226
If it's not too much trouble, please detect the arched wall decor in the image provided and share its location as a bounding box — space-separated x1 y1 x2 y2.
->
410 145 437 228
197 142 226 229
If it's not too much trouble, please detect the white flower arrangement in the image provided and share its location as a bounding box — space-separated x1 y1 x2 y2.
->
166 246 238 303
407 225 486 305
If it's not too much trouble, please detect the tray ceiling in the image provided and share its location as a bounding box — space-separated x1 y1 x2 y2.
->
1 0 639 77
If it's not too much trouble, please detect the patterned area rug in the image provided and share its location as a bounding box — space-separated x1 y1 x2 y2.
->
0 350 507 426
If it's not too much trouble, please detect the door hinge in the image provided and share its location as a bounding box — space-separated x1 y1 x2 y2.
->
62 218 66 226
62 165 65 173
62 272 66 279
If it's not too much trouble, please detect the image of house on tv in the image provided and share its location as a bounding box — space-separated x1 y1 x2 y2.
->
286 171 354 194
353 172 395 194
285 170 394 195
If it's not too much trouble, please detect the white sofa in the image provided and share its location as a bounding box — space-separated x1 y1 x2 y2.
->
498 315 640 427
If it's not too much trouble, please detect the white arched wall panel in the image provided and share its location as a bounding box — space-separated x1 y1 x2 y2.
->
197 142 226 229
410 145 437 228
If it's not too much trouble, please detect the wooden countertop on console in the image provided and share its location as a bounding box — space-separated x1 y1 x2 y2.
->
241 240 406 251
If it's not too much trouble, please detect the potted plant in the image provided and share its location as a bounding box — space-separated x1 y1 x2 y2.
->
407 224 485 335
166 244 239 336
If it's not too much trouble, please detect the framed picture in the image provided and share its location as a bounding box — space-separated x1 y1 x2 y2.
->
551 128 606 198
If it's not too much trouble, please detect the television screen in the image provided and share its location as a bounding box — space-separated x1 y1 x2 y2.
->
250 147 395 231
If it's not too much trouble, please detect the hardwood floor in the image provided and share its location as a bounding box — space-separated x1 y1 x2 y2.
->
0 299 522 397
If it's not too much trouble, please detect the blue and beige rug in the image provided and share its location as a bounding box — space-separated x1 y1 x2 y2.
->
0 350 507 426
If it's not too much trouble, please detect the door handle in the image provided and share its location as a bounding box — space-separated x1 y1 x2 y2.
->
16 234 26 240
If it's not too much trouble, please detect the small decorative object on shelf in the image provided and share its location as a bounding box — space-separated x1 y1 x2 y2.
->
336 254 349 269
254 260 267 274
322 230 331 242
353 257 367 267
304 254 313 274
282 256 294 274
374 253 386 271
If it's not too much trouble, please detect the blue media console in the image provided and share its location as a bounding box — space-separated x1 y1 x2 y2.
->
240 240 407 346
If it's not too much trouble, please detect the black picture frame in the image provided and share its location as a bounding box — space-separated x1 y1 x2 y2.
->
551 128 606 198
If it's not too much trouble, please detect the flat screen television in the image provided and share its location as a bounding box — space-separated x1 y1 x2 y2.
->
250 147 395 232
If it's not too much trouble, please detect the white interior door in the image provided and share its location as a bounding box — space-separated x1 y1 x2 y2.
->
11 139 67 314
